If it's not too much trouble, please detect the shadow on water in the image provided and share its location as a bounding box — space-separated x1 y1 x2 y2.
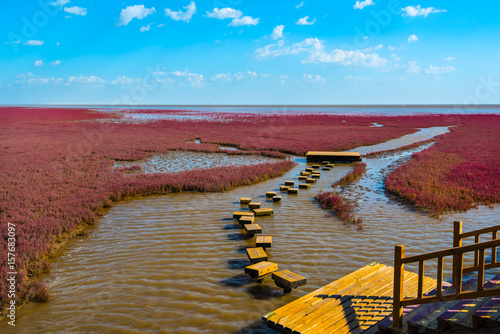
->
224 223 242 230
227 259 251 269
246 284 284 300
232 320 278 334
227 233 248 241
220 274 254 288
236 245 249 253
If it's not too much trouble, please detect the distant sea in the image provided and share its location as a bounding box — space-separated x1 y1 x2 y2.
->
3 104 500 116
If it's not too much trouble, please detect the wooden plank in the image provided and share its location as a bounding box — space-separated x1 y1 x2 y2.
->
312 165 321 169
305 168 314 172
256 236 272 249
238 215 255 225
272 196 282 202
272 270 307 290
245 261 278 279
246 247 268 264
252 208 274 216
299 183 311 189
244 224 262 235
248 202 261 209
266 191 278 197
280 185 289 192
298 176 307 181
285 180 295 186
311 174 320 179
288 188 299 194
300 172 311 176
240 197 251 204
305 178 316 184
233 211 254 219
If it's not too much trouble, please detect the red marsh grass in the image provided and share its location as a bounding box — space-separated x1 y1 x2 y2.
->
0 107 484 314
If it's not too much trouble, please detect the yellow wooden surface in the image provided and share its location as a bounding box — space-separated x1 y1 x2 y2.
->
248 202 262 209
266 191 278 197
238 216 255 224
253 208 274 216
299 183 311 189
245 261 278 278
263 263 438 334
288 188 299 194
233 211 255 219
240 197 252 204
256 236 272 248
246 247 268 264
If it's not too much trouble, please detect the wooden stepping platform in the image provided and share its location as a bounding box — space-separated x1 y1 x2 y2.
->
311 174 320 179
233 211 255 219
272 270 307 293
312 164 321 169
285 180 294 186
287 188 299 194
299 183 311 189
300 172 311 176
244 223 262 236
263 263 438 334
266 191 278 197
322 161 331 165
305 178 316 184
305 168 314 172
238 215 255 225
252 208 274 216
280 185 289 192
272 196 282 202
298 175 307 181
322 166 332 170
256 236 272 249
327 163 335 168
245 261 278 279
246 247 268 264
248 202 261 209
240 197 251 204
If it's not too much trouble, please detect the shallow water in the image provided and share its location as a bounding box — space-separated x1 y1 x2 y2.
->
114 151 280 174
4 127 499 334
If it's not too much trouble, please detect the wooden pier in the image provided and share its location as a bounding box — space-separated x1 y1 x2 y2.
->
263 263 438 334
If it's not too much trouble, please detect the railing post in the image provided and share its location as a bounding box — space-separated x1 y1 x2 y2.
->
453 221 463 291
393 245 405 328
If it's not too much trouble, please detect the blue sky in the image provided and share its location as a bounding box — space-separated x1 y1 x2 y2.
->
1 0 499 105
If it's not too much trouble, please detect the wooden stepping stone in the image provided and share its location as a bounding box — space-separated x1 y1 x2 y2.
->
311 174 320 179
298 175 307 180
252 208 274 216
240 197 251 204
244 223 262 236
245 261 278 279
248 202 261 209
272 270 307 293
266 191 277 197
305 168 314 172
287 188 298 194
300 171 311 176
327 163 335 167
233 211 255 219
322 161 331 165
280 185 289 192
272 196 281 202
284 180 294 186
312 165 321 169
322 166 331 170
305 178 316 184
299 183 311 189
246 247 268 264
238 215 255 225
256 236 272 249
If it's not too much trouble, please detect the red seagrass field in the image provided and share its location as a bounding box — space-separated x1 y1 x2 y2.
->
0 107 499 315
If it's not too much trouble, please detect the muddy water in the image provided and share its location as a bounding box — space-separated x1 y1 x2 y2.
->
4 127 499 334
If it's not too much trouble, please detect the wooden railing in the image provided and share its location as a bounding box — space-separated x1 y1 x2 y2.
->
392 221 500 328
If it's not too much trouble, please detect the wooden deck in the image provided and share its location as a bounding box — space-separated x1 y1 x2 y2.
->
263 263 438 334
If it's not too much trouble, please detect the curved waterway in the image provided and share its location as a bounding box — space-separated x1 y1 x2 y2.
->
4 127 499 334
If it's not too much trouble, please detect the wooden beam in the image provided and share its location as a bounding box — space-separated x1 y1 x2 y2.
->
393 245 405 328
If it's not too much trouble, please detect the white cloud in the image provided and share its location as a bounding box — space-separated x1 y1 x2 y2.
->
344 75 374 83
229 16 259 26
117 5 156 26
407 61 420 74
408 34 418 43
235 71 258 81
64 6 87 16
56 42 61 46
165 1 196 22
15 73 63 86
111 76 141 85
361 44 383 52
206 7 258 26
425 65 456 75
401 5 446 18
211 73 232 82
296 1 305 9
206 7 242 19
24 40 44 46
296 16 315 25
140 24 151 32
171 69 204 87
255 38 387 67
34 60 43 67
354 0 375 10
279 75 289 85
303 74 325 83
388 45 396 51
391 53 400 61
444 56 456 61
50 60 61 66
50 0 70 7
271 25 285 40
67 75 106 85
157 23 164 28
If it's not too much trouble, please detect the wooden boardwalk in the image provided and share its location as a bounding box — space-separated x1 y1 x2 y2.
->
263 263 438 334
